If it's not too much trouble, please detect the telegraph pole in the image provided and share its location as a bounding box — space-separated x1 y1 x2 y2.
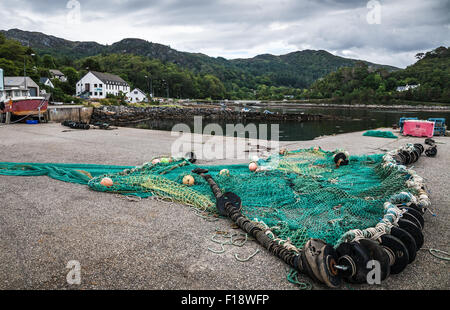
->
23 53 35 94
145 74 153 99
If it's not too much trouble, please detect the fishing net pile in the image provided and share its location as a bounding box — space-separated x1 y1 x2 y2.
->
363 130 398 139
0 147 416 250
90 148 419 249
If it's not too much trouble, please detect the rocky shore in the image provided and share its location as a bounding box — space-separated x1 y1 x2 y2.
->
91 105 326 125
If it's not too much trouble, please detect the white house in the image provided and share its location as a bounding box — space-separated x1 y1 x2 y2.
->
127 88 149 103
76 71 130 99
396 84 420 92
40 77 55 88
49 69 67 82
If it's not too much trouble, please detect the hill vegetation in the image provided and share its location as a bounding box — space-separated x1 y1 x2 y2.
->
307 46 450 103
1 28 399 101
1 29 448 104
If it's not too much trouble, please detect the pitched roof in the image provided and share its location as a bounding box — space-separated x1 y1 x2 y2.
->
49 69 64 76
90 71 129 86
4 76 39 88
131 88 147 95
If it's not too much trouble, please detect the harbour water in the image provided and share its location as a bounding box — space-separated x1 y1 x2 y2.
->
126 105 450 141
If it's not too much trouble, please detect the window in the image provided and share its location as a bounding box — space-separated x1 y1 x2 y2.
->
94 84 97 88
99 84 103 88
134 91 138 94
94 92 97 96
100 92 103 96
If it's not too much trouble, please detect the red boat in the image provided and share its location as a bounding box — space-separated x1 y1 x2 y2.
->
1 75 50 121
1 96 49 116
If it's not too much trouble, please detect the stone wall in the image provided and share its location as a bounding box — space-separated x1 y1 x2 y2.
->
47 106 93 123
91 105 324 125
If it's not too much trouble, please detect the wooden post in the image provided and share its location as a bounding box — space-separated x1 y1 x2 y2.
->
5 112 11 124
0 113 3 123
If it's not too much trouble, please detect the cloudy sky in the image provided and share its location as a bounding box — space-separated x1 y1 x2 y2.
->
0 0 449 68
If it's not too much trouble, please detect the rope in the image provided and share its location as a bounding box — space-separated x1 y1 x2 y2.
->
114 194 142 202
286 269 312 290
234 249 260 262
231 233 248 247
207 230 259 262
191 208 219 222
421 248 450 261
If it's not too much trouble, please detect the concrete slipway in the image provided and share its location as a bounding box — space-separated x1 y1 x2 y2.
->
0 123 448 290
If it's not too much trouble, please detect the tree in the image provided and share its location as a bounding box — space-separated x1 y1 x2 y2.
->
200 74 226 99
415 53 425 60
42 54 56 69
62 67 79 85
81 58 102 71
0 58 19 75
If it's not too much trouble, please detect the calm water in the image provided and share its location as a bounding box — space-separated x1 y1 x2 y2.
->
126 105 450 141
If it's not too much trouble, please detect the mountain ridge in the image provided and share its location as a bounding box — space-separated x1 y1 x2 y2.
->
1 28 398 70
0 28 400 97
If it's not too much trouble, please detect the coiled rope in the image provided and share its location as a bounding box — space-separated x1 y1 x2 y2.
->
207 229 259 262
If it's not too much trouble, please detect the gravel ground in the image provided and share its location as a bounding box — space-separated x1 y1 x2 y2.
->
0 123 448 290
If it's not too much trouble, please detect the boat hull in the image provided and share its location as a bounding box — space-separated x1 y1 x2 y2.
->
1 98 48 116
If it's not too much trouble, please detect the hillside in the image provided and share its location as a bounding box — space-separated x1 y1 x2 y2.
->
1 28 446 103
307 46 450 103
1 28 398 92
1 29 105 59
10 28 450 104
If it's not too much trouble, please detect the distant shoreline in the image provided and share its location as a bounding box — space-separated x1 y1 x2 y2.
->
220 100 450 112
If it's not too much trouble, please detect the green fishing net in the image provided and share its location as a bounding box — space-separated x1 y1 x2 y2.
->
0 147 413 249
363 130 398 139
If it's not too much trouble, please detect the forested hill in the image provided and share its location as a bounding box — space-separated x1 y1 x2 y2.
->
307 46 450 103
1 28 446 103
1 28 398 91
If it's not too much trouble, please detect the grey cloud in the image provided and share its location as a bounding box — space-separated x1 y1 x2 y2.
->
0 0 448 68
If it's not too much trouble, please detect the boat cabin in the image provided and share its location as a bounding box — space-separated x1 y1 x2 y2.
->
1 76 40 101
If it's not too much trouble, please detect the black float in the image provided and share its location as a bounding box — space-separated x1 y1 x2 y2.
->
390 226 417 263
379 234 409 274
398 219 424 249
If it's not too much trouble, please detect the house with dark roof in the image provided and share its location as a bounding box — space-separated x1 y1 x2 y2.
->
40 77 54 89
75 71 130 99
49 69 67 82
